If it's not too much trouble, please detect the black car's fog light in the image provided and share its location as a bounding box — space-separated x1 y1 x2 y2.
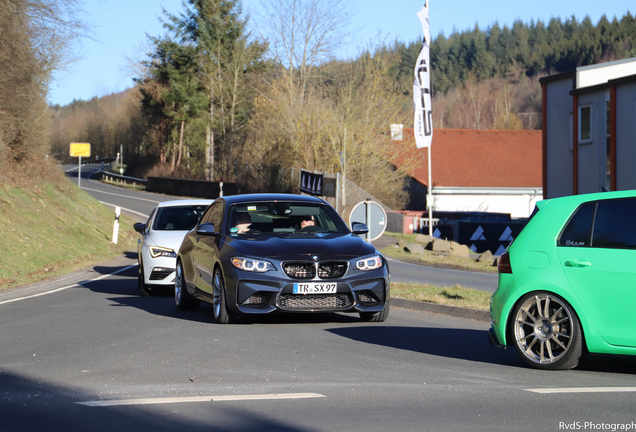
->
242 293 267 305
358 291 379 303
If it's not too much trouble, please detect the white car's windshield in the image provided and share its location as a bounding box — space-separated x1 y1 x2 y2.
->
153 205 208 231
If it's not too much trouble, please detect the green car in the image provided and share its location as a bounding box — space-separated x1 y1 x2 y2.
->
489 190 636 370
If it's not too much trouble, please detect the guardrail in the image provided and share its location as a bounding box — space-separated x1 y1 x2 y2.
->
96 169 148 190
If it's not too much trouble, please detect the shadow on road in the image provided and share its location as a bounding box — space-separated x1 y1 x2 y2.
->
0 371 314 432
83 264 358 326
328 325 636 374
327 325 523 367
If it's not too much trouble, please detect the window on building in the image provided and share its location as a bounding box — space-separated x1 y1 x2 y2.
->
578 105 592 143
605 100 611 190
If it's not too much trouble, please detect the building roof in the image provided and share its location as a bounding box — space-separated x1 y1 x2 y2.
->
394 129 542 189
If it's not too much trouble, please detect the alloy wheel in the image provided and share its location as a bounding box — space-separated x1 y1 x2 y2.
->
513 293 576 367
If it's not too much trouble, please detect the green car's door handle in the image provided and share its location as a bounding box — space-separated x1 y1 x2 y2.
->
565 260 592 268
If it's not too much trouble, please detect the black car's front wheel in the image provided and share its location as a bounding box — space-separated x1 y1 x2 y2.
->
175 261 200 311
511 291 583 370
360 301 390 322
213 268 234 324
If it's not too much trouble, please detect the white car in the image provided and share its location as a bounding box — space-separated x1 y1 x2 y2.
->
134 199 212 296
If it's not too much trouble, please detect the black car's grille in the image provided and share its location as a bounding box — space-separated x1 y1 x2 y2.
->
149 268 174 281
317 262 348 279
283 262 316 279
283 261 348 279
278 293 353 310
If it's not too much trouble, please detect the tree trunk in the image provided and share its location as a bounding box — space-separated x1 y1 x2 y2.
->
176 120 185 169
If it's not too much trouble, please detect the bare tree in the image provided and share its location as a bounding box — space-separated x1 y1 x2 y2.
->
257 0 354 96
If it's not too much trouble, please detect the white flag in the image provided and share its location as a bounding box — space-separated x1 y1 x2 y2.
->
413 2 433 148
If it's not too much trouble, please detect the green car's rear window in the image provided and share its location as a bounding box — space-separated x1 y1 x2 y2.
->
558 202 595 247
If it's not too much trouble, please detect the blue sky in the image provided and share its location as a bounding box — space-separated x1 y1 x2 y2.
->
48 0 635 106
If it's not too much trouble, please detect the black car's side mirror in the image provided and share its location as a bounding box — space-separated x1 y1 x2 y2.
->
133 222 146 234
196 222 218 236
351 222 369 236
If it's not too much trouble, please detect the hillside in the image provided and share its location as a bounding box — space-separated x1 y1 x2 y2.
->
0 166 137 290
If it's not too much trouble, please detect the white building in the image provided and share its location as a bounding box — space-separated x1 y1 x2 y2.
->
396 128 543 219
540 57 636 197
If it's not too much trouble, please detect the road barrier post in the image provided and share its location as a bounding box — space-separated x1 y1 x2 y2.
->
112 206 121 244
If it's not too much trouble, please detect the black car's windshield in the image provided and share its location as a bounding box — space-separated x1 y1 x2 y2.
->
226 202 349 235
153 205 208 231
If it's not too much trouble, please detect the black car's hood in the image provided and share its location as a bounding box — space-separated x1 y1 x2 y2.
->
227 233 376 260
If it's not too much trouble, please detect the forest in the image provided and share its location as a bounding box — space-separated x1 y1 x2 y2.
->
12 0 636 208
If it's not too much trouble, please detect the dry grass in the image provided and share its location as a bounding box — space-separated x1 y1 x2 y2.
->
0 166 137 290
379 232 498 273
391 282 491 311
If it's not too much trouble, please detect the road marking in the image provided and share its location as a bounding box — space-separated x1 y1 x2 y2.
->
0 265 137 306
78 393 326 407
82 187 161 204
525 387 636 394
99 201 148 218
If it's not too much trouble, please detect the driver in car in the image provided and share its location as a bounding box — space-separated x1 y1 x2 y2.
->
300 215 315 229
233 212 252 234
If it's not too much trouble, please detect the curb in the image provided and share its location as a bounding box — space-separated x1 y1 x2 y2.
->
391 297 490 322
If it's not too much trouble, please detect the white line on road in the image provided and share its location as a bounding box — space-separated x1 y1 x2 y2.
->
81 186 161 204
0 265 137 306
525 387 636 394
78 392 326 407
99 201 148 218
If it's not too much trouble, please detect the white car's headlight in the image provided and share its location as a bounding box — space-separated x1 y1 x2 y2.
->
356 255 383 271
149 246 177 258
231 257 275 272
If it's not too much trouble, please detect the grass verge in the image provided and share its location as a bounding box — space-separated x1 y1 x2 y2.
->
391 282 491 311
379 232 498 273
0 174 137 290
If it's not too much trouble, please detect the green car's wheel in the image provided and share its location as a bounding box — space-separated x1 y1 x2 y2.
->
511 292 583 370
175 261 200 311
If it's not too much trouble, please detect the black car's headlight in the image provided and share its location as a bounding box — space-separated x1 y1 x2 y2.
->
149 246 177 258
231 257 275 272
356 255 383 271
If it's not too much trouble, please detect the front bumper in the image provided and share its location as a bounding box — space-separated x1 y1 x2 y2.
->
225 264 389 315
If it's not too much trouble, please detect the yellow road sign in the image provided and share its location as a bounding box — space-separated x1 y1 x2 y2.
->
70 142 91 157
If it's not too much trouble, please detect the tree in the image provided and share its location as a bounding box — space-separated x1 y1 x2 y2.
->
257 0 353 97
1 0 88 178
155 0 267 180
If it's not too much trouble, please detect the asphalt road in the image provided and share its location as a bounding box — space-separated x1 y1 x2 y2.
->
1 263 635 432
1 165 635 430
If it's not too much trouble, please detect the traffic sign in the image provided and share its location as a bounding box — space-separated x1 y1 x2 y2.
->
70 142 91 157
349 200 387 241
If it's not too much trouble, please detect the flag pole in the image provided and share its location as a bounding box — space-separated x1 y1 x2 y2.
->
413 0 433 236
425 0 432 237
428 145 432 236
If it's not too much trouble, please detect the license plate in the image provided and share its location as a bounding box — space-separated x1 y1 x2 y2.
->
292 283 337 294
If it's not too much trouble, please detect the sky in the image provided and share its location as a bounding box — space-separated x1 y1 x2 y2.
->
48 0 635 106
